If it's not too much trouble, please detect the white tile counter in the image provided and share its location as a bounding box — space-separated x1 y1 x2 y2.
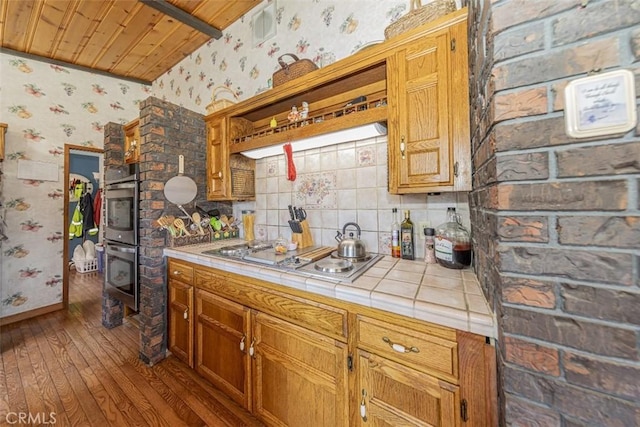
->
164 240 497 338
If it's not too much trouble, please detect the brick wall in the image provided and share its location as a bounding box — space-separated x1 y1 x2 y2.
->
103 97 231 365
468 0 640 425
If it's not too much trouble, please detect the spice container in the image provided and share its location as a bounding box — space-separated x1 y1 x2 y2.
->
424 227 436 264
242 210 255 241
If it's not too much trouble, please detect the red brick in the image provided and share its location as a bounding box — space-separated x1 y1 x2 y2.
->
493 37 620 91
502 276 556 308
497 181 628 211
494 21 545 61
497 152 549 181
494 116 572 151
492 0 577 32
564 352 640 401
499 246 633 286
561 283 640 325
494 87 547 122
557 215 640 249
552 1 640 46
557 141 640 177
502 306 638 358
505 394 561 427
505 335 560 376
498 216 549 243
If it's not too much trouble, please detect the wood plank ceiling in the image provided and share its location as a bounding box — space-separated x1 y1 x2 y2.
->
0 0 259 84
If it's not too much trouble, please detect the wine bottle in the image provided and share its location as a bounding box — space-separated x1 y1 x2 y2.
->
400 210 415 260
391 208 400 258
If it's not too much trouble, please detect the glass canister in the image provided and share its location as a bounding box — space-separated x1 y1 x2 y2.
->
242 210 255 241
434 208 472 269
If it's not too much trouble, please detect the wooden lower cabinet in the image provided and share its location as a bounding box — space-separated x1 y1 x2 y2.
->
195 289 251 410
357 350 460 426
168 259 496 426
252 311 349 426
167 260 194 367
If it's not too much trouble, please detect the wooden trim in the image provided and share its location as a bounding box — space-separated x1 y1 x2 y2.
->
0 302 63 326
0 47 153 85
0 122 6 161
140 0 223 39
63 144 104 310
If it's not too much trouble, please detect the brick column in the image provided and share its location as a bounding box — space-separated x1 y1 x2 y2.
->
101 122 125 328
468 1 640 425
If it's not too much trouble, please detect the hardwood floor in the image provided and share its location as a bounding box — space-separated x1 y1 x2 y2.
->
0 270 264 427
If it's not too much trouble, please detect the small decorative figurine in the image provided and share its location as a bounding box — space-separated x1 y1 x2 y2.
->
287 106 299 122
270 117 278 128
300 102 309 120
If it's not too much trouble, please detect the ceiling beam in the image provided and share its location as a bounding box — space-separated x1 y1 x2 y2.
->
140 0 223 39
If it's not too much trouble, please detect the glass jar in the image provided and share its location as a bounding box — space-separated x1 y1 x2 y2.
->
434 208 472 269
242 210 255 241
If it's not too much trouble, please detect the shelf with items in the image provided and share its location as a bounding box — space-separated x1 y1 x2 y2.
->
123 118 140 164
225 61 388 154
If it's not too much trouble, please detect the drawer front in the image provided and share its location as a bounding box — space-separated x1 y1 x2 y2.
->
196 269 347 341
168 259 194 284
357 315 458 381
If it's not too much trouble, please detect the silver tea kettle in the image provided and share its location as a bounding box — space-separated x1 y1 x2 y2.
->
335 222 367 259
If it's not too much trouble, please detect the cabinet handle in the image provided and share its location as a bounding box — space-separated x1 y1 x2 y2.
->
249 338 256 358
239 335 246 352
382 336 420 354
173 270 182 276
400 137 406 160
217 171 223 179
183 308 188 320
360 389 368 422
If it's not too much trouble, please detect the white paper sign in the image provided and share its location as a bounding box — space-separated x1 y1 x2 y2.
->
17 159 59 182
564 69 637 138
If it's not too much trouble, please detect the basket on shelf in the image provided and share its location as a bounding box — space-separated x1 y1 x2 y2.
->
168 227 212 248
74 258 98 273
272 54 318 87
384 0 457 39
206 86 239 114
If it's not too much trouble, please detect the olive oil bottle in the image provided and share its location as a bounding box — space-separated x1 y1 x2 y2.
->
400 210 415 260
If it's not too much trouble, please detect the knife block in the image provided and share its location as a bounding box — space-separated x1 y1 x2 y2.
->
292 220 314 249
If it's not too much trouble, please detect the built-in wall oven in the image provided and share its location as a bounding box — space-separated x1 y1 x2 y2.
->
104 170 139 310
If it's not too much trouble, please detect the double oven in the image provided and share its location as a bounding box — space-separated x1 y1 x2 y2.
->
104 168 139 310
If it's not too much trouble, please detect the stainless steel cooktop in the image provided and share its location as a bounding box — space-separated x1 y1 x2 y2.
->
201 243 382 283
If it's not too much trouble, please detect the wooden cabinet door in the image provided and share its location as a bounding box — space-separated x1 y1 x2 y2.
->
388 28 452 192
168 279 193 367
195 289 252 410
252 312 349 427
357 350 460 427
206 116 229 200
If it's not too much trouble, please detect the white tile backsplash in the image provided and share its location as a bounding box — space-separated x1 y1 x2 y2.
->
243 136 470 255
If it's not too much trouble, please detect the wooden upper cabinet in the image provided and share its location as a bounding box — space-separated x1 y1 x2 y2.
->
205 116 255 201
206 116 229 200
123 118 140 164
388 18 471 194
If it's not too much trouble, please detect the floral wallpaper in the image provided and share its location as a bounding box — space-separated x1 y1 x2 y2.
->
1 0 463 320
152 0 417 113
0 53 150 318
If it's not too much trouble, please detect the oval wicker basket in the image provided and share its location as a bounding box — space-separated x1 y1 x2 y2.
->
384 0 457 40
206 86 239 114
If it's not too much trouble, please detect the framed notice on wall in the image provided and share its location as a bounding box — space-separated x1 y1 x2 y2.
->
564 69 637 138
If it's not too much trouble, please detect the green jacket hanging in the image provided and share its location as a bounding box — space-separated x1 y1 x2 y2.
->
68 183 84 239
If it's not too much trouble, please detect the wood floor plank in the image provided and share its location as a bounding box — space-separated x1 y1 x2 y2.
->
0 271 263 427
29 317 94 426
17 321 72 426
9 326 49 419
1 324 29 417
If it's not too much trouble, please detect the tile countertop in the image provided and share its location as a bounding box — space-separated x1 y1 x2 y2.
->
164 240 497 338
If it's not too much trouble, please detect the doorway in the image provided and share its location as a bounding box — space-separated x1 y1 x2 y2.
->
63 144 103 309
